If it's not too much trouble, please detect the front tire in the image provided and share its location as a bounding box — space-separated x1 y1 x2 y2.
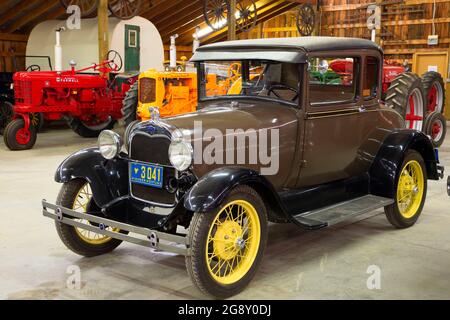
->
384 150 427 229
55 179 124 257
3 118 37 151
186 185 268 299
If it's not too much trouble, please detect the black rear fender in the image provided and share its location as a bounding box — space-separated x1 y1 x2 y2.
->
369 130 439 198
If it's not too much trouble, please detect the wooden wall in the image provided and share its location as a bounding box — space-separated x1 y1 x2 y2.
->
224 0 450 64
319 0 450 63
0 33 28 72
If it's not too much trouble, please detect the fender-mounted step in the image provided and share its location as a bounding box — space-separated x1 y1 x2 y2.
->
293 195 394 230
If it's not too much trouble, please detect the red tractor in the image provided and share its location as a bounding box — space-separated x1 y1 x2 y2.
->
3 51 137 150
329 59 447 147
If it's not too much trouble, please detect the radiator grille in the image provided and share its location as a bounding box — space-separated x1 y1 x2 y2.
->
14 80 32 104
129 132 177 207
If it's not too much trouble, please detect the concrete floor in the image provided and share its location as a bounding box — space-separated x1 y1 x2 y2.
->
0 123 449 300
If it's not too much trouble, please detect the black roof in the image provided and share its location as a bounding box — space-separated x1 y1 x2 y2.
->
191 37 382 63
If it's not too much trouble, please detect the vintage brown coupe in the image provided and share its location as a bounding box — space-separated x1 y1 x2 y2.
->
43 37 444 298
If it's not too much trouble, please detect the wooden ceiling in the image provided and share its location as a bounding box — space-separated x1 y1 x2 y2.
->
0 0 304 45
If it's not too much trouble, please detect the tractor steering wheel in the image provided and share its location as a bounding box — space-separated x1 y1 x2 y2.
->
268 83 299 102
26 64 41 72
106 50 123 72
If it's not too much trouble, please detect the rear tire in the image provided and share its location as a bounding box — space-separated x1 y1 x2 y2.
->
384 150 427 229
122 82 139 126
68 117 116 138
385 72 426 131
422 71 445 114
0 101 14 135
3 118 37 151
55 179 124 257
424 111 447 148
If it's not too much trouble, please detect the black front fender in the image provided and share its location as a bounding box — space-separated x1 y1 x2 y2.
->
369 129 439 198
55 148 129 207
184 167 288 219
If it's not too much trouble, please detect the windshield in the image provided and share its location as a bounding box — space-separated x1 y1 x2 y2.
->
198 60 300 105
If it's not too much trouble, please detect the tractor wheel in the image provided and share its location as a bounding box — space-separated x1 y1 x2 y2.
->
3 119 37 151
422 71 445 114
30 113 45 132
385 72 426 131
0 101 14 135
424 111 447 148
122 82 139 127
68 117 116 138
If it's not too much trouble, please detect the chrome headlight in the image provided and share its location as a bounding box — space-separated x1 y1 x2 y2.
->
98 130 122 160
169 139 193 171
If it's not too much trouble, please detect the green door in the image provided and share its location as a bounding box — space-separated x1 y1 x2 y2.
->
125 25 140 72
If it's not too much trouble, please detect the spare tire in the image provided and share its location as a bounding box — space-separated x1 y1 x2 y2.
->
385 72 425 131
122 82 139 127
422 71 445 114
424 111 447 148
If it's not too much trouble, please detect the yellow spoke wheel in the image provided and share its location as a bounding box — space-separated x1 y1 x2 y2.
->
55 179 124 257
72 183 119 245
206 200 261 285
384 150 427 229
396 160 424 219
186 185 267 299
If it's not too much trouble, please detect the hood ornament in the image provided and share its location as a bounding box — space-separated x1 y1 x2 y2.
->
149 107 160 122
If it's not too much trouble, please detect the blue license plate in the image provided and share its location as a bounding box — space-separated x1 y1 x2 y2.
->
130 162 164 189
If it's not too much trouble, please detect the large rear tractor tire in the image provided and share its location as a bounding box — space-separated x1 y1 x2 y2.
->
422 71 445 114
122 82 139 127
385 72 426 131
0 101 14 135
424 111 447 148
68 117 116 138
3 118 37 151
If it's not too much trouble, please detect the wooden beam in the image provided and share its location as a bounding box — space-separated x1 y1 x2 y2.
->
321 0 450 12
0 33 28 42
325 17 450 29
98 0 109 64
228 0 237 40
0 1 35 30
5 1 60 33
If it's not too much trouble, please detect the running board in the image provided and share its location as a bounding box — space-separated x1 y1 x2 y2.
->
293 195 394 230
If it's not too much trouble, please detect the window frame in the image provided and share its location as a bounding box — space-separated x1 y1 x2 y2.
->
306 53 362 109
196 60 303 109
128 30 138 48
362 55 382 102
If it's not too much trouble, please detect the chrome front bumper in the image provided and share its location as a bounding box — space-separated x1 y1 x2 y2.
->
42 200 190 256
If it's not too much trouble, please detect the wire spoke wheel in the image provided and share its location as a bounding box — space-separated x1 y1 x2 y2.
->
72 183 119 245
396 160 424 219
296 4 316 36
203 0 230 31
236 0 257 32
60 0 98 18
108 0 142 20
206 200 260 285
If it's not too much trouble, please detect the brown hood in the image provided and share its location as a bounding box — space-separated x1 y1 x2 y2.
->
163 99 299 187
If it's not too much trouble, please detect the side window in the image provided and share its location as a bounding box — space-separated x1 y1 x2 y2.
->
308 57 358 105
363 56 380 99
